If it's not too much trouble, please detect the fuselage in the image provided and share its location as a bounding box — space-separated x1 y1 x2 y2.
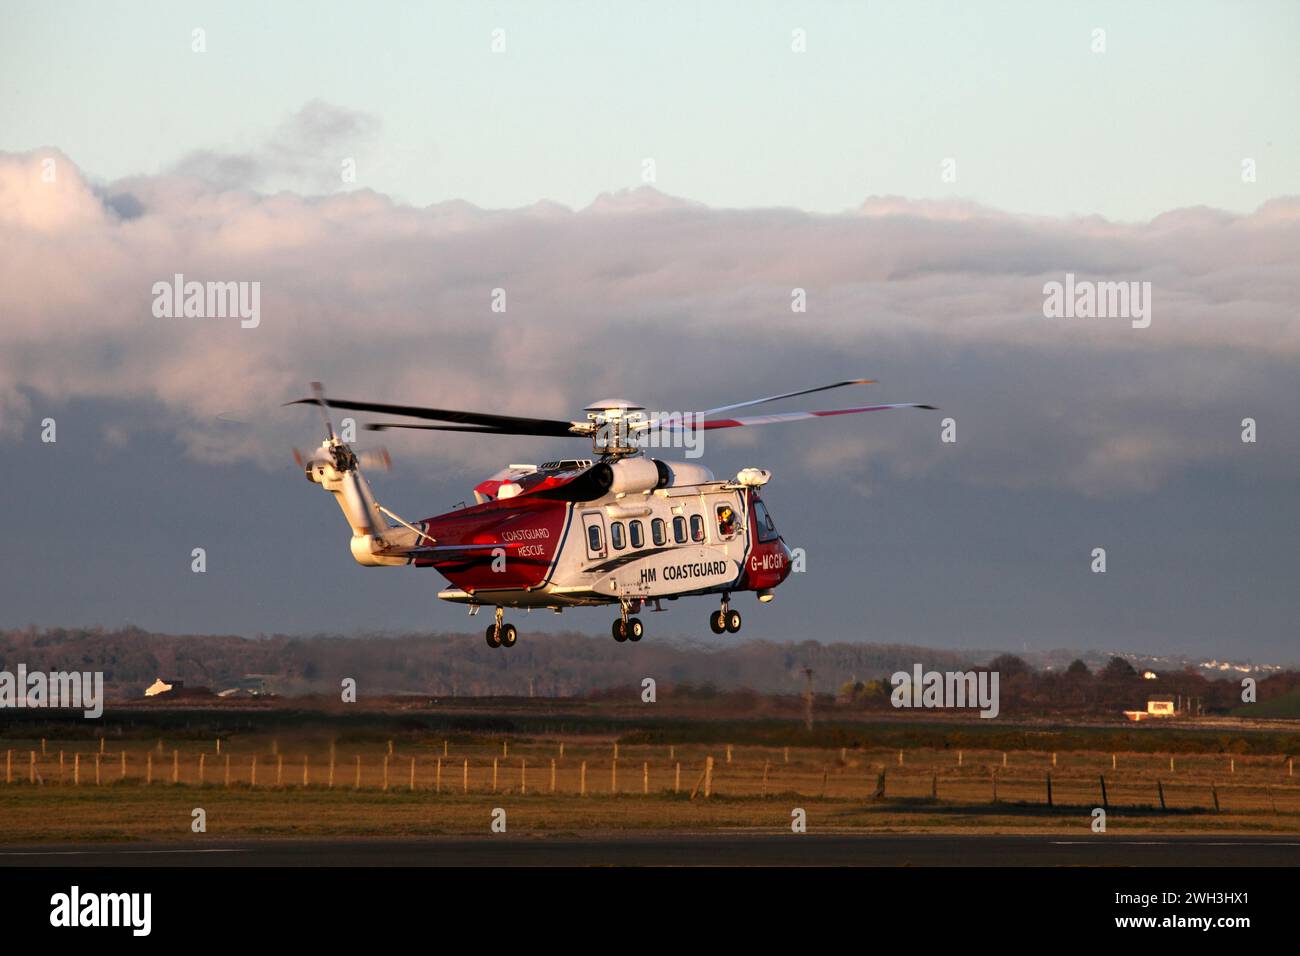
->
415 471 793 610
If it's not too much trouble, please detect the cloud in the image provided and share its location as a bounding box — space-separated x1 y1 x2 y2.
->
1 131 1297 495
167 100 380 192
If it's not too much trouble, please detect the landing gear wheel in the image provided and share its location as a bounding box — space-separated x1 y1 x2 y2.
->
612 619 629 643
500 623 518 648
627 618 644 642
725 609 742 633
709 610 726 634
485 624 502 648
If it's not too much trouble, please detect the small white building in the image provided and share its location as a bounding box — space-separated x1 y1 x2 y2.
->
144 678 181 697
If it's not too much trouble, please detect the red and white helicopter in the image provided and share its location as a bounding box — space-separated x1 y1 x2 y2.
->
292 381 933 648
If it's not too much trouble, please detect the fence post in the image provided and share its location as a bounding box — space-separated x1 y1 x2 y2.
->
1045 773 1052 807
303 755 309 788
172 750 179 785
409 757 415 792
383 755 390 792
1170 755 1175 773
958 750 963 767
873 767 886 801
580 761 587 797
675 762 681 794
120 750 127 782
224 754 231 788
327 752 334 789
463 759 468 794
95 753 101 786
610 759 618 795
1099 774 1109 810
1211 782 1221 813
59 751 65 784
762 761 770 798
991 769 997 803
146 752 152 785
491 757 498 794
251 756 258 787
550 758 556 794
898 749 904 767
1052 752 1057 768
727 745 734 764
784 746 789 764
199 753 206 786
277 754 284 787
642 761 648 795
703 756 714 799
614 742 619 761
435 758 442 794
521 758 527 796
1112 753 1116 770
1157 779 1166 810
74 753 80 786
354 756 361 790
28 751 34 785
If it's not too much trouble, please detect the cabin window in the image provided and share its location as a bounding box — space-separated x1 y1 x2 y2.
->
611 521 625 550
629 520 644 548
673 515 687 544
689 514 705 542
753 499 780 543
716 503 739 538
651 518 666 546
587 524 603 552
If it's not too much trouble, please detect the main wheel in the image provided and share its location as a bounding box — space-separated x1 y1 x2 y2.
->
612 619 628 642
628 617 644 642
500 623 518 647
485 624 502 648
725 609 742 633
709 610 726 634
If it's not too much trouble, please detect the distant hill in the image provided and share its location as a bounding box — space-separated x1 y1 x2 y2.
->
0 626 983 698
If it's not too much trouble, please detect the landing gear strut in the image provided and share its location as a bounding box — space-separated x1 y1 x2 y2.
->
612 601 643 643
710 595 742 635
485 607 518 648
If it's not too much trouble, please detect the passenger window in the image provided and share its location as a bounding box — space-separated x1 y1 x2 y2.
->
689 514 705 542
651 518 666 546
611 521 625 550
630 520 644 548
587 524 603 552
673 516 687 544
716 503 739 538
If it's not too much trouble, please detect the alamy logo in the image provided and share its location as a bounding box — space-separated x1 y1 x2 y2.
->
50 886 151 936
1042 272 1152 329
890 664 1000 719
0 665 103 718
152 273 260 328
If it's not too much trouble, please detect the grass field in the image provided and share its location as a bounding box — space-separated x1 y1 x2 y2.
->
2 731 1298 841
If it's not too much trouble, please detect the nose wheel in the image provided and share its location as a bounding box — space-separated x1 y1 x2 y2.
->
485 608 518 648
710 598 742 635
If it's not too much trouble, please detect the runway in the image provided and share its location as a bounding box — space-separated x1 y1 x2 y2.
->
1 832 1297 866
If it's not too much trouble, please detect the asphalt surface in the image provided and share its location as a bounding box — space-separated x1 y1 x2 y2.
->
0 833 1297 866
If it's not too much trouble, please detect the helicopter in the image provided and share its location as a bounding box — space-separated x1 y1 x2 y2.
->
291 380 934 648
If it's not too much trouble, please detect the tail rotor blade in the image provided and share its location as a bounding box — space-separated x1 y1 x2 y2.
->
309 381 337 441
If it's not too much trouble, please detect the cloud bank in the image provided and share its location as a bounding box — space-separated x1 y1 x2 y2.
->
2 135 1297 495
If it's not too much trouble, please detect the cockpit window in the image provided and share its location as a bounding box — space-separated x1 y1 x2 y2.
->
753 499 780 543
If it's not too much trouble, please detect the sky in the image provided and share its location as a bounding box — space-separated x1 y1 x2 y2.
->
1 1 1297 661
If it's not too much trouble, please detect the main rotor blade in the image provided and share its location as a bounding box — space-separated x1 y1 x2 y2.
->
633 378 878 431
697 403 937 432
364 421 585 436
288 396 584 437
